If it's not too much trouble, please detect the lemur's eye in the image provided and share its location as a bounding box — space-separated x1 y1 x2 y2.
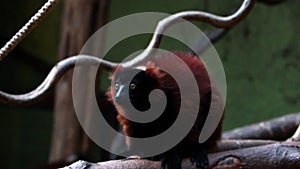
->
114 83 119 90
130 83 136 90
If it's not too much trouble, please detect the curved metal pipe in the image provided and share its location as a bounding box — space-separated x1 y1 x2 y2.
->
0 0 256 105
0 55 117 105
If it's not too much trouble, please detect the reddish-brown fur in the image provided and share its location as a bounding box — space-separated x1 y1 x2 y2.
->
107 52 223 168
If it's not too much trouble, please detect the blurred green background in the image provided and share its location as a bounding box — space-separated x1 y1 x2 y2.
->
0 0 299 168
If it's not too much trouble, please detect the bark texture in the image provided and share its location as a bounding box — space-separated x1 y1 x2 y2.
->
50 0 110 162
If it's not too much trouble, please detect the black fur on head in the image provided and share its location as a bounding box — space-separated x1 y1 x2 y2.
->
111 67 160 112
108 65 179 138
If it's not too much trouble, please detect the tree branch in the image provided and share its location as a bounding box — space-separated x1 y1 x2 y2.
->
287 125 300 142
61 142 300 169
215 139 277 152
222 113 300 140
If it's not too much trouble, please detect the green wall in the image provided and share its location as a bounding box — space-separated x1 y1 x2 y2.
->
0 0 299 168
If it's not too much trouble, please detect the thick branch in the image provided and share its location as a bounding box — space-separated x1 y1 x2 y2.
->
223 113 300 140
215 139 277 152
288 125 300 142
62 142 300 169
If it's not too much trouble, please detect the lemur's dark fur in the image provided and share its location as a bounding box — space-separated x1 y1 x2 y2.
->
107 52 223 169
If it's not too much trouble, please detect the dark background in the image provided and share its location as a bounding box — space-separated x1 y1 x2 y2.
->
0 0 299 168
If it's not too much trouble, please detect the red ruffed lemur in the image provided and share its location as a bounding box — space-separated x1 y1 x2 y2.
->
107 52 223 169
